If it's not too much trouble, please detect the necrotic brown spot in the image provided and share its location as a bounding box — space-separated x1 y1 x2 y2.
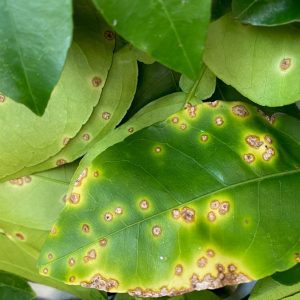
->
68 257 76 266
207 249 215 257
215 116 224 126
185 103 197 118
104 212 113 222
48 253 53 260
115 207 123 215
82 133 90 141
280 58 291 71
139 199 149 210
219 201 230 215
181 207 195 223
56 159 66 166
99 238 107 247
15 232 25 240
243 153 255 163
264 135 272 144
70 193 80 204
210 200 220 210
208 100 219 107
102 112 111 120
172 116 179 124
175 264 183 275
262 146 275 161
82 224 90 233
152 225 162 236
197 257 207 268
104 30 115 40
207 211 216 222
232 105 249 117
172 209 181 219
69 276 76 282
200 134 208 142
246 135 263 148
180 123 187 130
92 76 102 87
295 253 300 262
128 127 134 133
43 268 48 274
228 264 237 272
0 95 5 103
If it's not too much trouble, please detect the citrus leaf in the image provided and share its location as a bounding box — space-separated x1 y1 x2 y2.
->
250 276 300 300
0 14 114 181
93 0 211 80
5 45 137 180
272 264 300 286
0 165 107 300
204 14 300 106
39 100 300 296
232 0 300 26
0 0 72 115
0 271 35 300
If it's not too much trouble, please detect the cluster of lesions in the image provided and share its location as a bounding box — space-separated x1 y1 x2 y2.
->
207 199 230 223
171 206 196 224
169 113 189 132
242 133 276 164
9 176 32 186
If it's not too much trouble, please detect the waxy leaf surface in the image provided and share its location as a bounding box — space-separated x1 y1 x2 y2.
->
93 0 211 80
6 45 137 179
204 14 300 106
0 16 114 181
0 0 72 115
39 101 300 296
232 0 300 26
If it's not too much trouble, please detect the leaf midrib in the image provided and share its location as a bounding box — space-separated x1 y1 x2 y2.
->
44 167 300 266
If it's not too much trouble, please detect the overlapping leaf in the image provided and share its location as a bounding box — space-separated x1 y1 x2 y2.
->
5 45 137 180
39 100 300 296
0 164 106 300
0 14 114 181
0 0 73 115
93 0 211 80
232 0 300 26
204 14 300 106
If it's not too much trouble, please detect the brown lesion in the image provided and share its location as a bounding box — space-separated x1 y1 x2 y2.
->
185 103 197 118
280 58 291 71
232 105 249 117
80 273 119 291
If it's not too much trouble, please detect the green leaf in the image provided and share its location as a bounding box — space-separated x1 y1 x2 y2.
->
0 271 35 300
93 0 211 80
6 45 138 180
250 276 300 299
179 65 216 101
0 0 72 115
232 0 300 26
272 264 300 286
0 14 114 181
0 165 107 300
39 101 300 295
204 14 300 107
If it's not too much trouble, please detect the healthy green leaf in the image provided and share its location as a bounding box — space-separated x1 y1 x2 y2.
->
0 15 114 181
179 65 216 101
232 0 300 26
0 271 35 300
39 101 300 296
272 264 300 286
0 165 107 300
204 14 300 106
0 0 72 115
93 0 211 80
250 276 300 299
6 45 138 180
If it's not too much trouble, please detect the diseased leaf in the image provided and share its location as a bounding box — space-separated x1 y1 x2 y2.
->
6 45 138 180
179 65 216 101
0 14 114 181
232 0 300 26
93 0 211 80
0 165 107 300
0 271 35 300
0 0 72 115
204 14 300 106
250 276 300 300
39 101 300 296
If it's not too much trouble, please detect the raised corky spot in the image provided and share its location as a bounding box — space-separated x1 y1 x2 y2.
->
68 257 76 266
232 105 249 117
262 146 275 161
15 232 25 241
102 112 111 120
152 225 162 236
115 207 123 215
92 76 102 87
185 103 197 118
200 134 209 143
69 193 80 205
243 153 255 164
99 238 107 247
246 135 264 149
104 212 113 222
175 264 183 275
82 133 90 141
9 176 32 186
74 168 88 187
81 273 119 291
84 249 97 263
0 95 5 103
207 100 219 108
171 207 195 223
215 116 224 126
279 58 291 71
82 224 90 233
139 199 149 210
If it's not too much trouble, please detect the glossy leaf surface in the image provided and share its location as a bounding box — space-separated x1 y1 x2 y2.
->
39 101 300 296
0 0 72 115
93 0 211 80
0 165 106 300
204 14 300 106
0 271 35 300
232 0 300 26
0 15 114 181
6 45 137 180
